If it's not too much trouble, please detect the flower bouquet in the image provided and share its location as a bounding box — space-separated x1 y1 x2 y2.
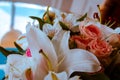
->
0 7 120 80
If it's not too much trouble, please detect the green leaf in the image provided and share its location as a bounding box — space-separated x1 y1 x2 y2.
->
107 63 120 80
70 72 93 80
30 16 44 30
42 11 47 20
0 46 11 57
0 46 22 57
92 73 110 80
14 42 25 54
77 13 87 21
105 52 120 76
59 21 69 30
69 39 77 49
70 72 110 80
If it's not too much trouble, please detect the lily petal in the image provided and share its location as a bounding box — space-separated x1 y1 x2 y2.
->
65 13 80 27
96 23 116 38
16 34 28 50
31 53 49 80
52 30 65 56
115 27 120 33
26 23 58 69
43 24 53 36
44 71 68 80
5 54 30 79
67 49 101 75
43 21 61 38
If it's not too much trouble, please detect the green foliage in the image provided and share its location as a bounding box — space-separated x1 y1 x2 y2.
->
29 16 44 30
0 46 22 57
59 21 69 30
70 72 110 80
14 42 25 54
0 42 25 57
0 46 11 57
43 6 52 24
77 13 87 21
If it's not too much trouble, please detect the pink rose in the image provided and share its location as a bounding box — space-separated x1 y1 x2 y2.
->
26 48 32 57
87 39 113 58
79 24 102 39
70 35 92 49
70 24 102 49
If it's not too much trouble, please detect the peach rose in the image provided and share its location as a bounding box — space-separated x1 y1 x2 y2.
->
87 39 113 58
70 35 92 49
79 24 102 39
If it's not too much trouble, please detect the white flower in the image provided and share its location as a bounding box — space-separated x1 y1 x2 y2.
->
25 23 101 80
42 21 62 38
5 54 31 80
64 13 80 27
54 13 80 29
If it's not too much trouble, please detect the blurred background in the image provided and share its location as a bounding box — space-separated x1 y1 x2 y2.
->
0 0 103 48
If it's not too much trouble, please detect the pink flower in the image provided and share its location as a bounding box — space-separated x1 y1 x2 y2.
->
87 39 113 58
71 35 92 49
26 48 32 57
70 24 103 49
79 24 102 39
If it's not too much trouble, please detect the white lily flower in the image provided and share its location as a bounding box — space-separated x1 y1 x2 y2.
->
64 13 80 27
43 21 62 38
25 23 101 80
5 54 31 80
54 12 80 29
26 23 58 80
